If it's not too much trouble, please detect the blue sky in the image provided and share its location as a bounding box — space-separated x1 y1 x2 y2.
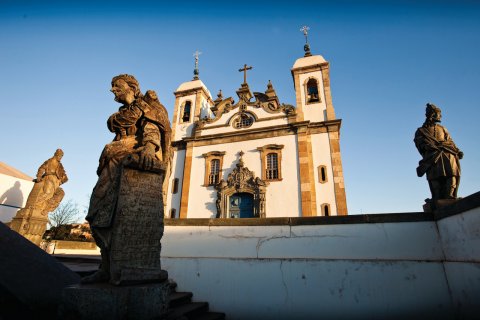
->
1 1 479 216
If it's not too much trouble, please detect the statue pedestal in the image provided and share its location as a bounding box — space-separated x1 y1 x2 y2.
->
423 199 458 212
10 209 48 246
59 282 170 320
109 160 168 285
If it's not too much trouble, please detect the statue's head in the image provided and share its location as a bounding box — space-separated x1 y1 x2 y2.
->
54 149 64 159
426 103 442 123
110 74 141 105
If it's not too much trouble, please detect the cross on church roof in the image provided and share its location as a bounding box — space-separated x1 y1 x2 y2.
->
300 25 312 57
238 64 253 85
193 50 201 80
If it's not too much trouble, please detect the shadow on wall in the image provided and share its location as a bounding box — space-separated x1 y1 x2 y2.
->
0 181 23 208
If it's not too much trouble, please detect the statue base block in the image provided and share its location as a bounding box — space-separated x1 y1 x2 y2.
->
423 199 459 212
59 282 170 320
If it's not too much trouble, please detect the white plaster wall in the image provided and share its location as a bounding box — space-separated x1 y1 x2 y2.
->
298 70 327 122
437 206 480 262
310 132 337 216
185 135 301 218
201 105 289 136
174 95 197 140
162 220 452 319
0 173 34 223
163 222 443 260
166 149 185 218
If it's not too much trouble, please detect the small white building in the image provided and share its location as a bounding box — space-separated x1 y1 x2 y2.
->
0 162 34 223
166 49 348 219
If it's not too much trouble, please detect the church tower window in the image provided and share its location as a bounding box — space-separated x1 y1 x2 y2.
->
181 101 192 123
321 203 330 216
257 144 284 181
202 151 226 186
318 165 328 183
171 178 179 194
305 78 320 104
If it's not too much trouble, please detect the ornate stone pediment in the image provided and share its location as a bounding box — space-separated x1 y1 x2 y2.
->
215 152 268 218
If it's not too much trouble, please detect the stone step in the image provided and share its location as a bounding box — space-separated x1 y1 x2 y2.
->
169 291 193 308
167 302 209 319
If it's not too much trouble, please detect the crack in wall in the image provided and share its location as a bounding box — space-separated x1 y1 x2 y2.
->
279 260 289 305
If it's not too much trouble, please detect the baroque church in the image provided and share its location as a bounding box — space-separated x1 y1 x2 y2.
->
166 39 348 219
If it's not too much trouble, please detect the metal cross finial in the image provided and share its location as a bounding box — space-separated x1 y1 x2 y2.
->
193 50 202 80
300 26 312 57
238 64 253 84
300 26 310 41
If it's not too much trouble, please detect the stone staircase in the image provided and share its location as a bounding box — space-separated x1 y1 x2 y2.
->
54 254 225 319
166 280 225 320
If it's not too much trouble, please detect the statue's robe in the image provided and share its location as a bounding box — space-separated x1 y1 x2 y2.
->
414 123 461 181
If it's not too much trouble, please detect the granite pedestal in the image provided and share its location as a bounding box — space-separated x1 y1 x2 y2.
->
59 281 170 320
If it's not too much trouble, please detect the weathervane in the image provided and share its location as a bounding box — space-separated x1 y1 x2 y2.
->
238 64 253 85
193 50 202 80
300 25 312 57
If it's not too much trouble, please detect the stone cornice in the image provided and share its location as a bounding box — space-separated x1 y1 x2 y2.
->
171 119 342 148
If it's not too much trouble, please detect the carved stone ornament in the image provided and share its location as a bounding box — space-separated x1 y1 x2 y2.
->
215 153 268 218
196 78 296 130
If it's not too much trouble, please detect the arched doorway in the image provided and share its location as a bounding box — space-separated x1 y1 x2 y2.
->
229 193 254 218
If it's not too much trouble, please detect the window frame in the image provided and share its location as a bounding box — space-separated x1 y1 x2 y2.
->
317 165 328 184
202 151 226 186
257 144 284 182
304 77 321 105
180 100 192 123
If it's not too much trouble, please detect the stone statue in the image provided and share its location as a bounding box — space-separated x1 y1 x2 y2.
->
10 149 68 245
414 103 463 206
83 74 171 285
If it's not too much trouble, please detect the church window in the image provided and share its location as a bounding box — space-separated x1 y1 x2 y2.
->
321 203 330 216
266 153 278 180
232 113 254 129
181 101 192 123
318 165 328 183
209 159 220 185
172 178 179 194
202 151 226 186
257 144 284 181
305 78 320 104
169 208 176 218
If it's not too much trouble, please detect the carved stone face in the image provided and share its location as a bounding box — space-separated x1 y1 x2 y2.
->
111 79 135 105
433 110 442 123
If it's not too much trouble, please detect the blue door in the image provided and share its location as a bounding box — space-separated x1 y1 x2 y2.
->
229 193 254 218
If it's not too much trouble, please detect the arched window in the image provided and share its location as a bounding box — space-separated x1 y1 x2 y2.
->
169 208 176 218
209 159 220 185
182 101 192 123
306 78 320 104
233 113 254 129
318 165 328 183
321 203 330 216
266 153 278 180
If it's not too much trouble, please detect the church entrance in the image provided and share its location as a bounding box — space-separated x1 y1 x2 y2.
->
229 193 254 218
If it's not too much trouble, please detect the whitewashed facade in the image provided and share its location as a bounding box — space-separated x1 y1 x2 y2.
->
166 52 348 218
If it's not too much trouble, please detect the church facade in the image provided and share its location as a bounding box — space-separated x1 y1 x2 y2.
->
165 49 348 219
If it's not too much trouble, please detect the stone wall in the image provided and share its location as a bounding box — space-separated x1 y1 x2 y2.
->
162 192 480 319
